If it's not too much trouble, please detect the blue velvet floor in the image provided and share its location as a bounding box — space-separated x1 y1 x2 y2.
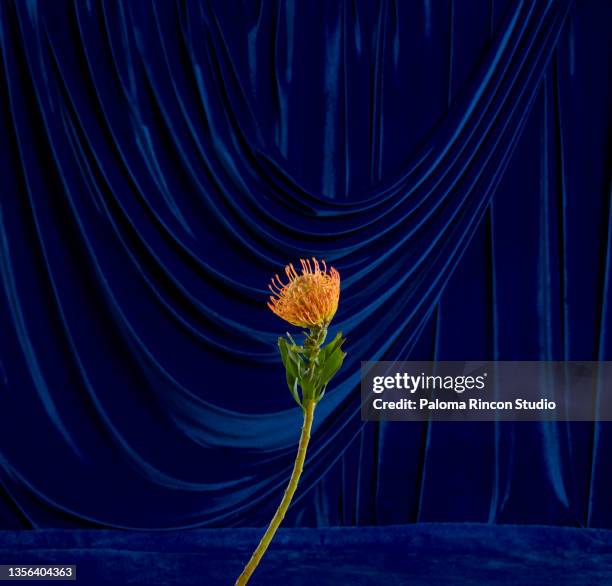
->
0 524 610 585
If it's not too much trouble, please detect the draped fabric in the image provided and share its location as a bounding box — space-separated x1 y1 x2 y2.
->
0 0 610 530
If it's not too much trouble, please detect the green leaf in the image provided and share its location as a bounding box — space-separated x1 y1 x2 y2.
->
278 337 302 407
300 376 315 404
290 378 301 407
286 332 304 354
319 331 345 363
315 347 346 400
278 338 294 377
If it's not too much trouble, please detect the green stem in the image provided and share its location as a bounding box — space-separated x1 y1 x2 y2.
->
235 400 316 586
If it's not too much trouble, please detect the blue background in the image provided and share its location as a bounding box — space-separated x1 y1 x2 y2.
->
0 0 611 533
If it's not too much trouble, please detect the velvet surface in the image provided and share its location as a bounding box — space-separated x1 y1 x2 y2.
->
0 0 611 530
1 525 611 585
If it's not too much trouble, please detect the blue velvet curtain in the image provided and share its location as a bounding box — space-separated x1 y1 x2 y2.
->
0 0 610 530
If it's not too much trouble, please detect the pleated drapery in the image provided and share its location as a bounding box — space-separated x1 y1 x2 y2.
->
0 0 610 529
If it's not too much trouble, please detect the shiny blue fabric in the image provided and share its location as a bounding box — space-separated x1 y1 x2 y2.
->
0 0 610 531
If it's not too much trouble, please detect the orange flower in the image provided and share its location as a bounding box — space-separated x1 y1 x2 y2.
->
267 258 340 329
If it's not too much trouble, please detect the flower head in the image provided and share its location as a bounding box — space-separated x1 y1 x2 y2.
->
268 258 340 329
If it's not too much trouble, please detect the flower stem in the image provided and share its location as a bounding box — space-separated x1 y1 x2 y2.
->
235 400 316 586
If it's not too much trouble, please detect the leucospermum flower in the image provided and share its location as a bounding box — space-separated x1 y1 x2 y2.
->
267 258 340 329
235 258 346 586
